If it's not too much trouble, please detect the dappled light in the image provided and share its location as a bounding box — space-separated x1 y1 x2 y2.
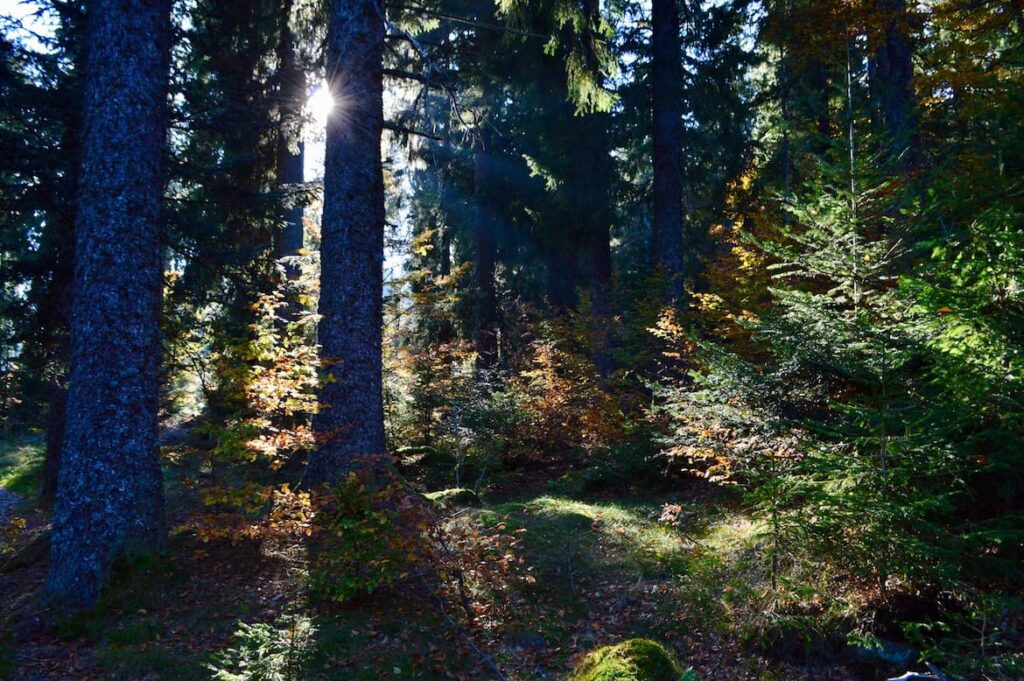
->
1 0 1022 679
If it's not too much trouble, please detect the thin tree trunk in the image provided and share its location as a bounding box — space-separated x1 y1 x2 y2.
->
473 128 498 368
41 42 83 506
651 0 685 300
46 0 172 608
275 0 306 268
40 217 75 506
309 0 387 483
40 363 67 505
436 209 455 344
588 220 614 375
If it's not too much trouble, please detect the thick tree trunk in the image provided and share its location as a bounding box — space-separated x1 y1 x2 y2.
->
275 0 306 266
651 0 685 300
309 0 387 484
473 129 498 367
46 0 172 608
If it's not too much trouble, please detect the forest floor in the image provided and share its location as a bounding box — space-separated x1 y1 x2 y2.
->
0 434 881 680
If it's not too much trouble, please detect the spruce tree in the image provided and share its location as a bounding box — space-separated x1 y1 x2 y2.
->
309 0 388 482
47 0 173 607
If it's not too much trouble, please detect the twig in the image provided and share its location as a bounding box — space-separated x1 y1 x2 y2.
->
416 572 511 681
384 121 447 141
390 2 548 40
371 0 477 144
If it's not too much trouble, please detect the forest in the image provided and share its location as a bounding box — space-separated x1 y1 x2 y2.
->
0 0 1021 679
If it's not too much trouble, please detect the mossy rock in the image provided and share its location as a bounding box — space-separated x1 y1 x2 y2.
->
568 639 696 681
424 488 481 507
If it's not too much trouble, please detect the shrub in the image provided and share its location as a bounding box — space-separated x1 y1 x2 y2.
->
306 474 425 603
208 616 315 681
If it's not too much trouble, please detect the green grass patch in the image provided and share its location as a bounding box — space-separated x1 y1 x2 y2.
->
476 496 695 582
0 434 45 496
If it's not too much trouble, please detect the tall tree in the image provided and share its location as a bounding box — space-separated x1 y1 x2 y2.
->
46 0 172 607
274 0 306 268
650 0 685 300
473 126 499 367
37 1 86 506
309 0 387 483
869 0 916 165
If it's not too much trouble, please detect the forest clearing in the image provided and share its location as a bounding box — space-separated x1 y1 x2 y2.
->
1 0 1021 679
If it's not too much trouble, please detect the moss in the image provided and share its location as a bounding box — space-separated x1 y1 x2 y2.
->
425 487 481 507
569 639 693 681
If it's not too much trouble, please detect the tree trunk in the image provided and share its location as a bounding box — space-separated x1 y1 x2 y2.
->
808 58 832 155
473 129 498 368
40 373 67 505
871 0 916 167
651 0 685 300
545 247 578 310
40 4 85 507
575 111 616 375
46 0 172 608
275 0 306 267
309 0 387 484
436 215 455 344
40 210 75 506
588 220 615 376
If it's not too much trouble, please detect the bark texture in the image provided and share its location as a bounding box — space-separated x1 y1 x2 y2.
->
46 0 172 608
309 0 387 483
651 0 685 300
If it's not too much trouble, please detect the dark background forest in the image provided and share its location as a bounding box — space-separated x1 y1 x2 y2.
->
0 0 1022 679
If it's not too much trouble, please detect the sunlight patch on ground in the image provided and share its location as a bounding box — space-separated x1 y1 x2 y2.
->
0 435 44 496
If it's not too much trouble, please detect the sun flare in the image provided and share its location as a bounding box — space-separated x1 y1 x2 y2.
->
307 82 334 127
